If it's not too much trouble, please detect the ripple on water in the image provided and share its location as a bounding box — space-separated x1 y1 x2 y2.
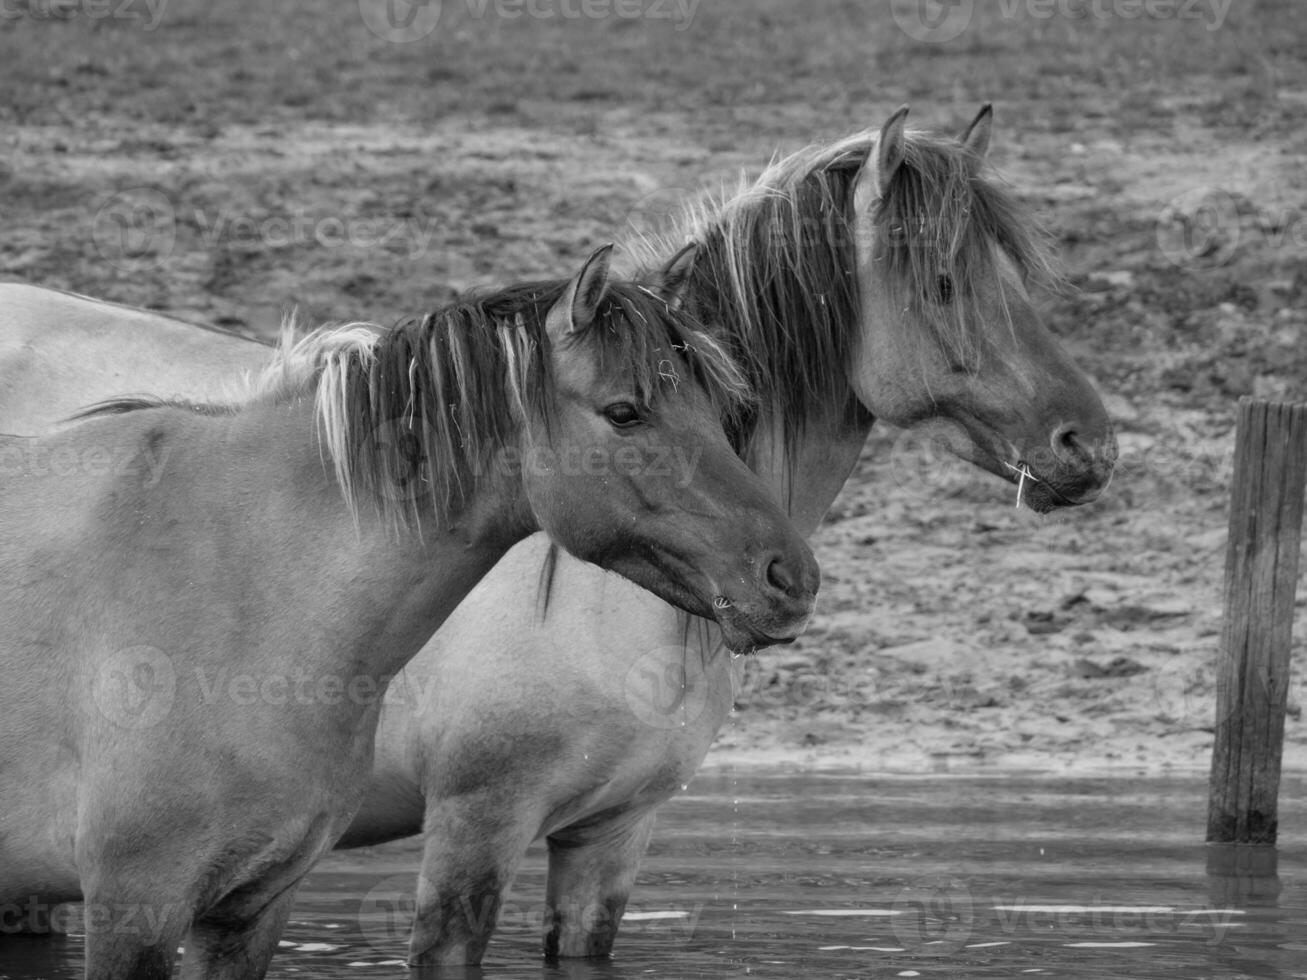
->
2 775 1302 980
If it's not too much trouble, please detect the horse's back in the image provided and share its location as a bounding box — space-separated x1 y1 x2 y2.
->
0 283 270 434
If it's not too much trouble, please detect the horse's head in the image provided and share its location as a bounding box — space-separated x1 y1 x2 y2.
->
849 105 1116 511
524 245 819 651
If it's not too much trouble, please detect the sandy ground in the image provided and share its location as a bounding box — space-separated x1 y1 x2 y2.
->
2 1 1306 782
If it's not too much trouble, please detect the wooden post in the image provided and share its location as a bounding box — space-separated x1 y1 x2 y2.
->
1207 398 1307 844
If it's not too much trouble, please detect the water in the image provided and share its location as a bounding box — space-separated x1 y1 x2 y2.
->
4 774 1305 979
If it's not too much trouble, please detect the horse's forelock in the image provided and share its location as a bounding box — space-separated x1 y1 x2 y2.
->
873 133 1062 366
572 283 752 423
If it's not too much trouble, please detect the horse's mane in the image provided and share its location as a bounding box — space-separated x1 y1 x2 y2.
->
75 279 750 533
627 125 1061 453
314 280 750 531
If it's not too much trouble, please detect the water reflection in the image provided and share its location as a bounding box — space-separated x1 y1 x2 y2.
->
2 775 1304 979
1207 842 1282 905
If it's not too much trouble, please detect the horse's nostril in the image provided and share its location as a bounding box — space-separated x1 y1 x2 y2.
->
1051 423 1084 461
765 556 797 597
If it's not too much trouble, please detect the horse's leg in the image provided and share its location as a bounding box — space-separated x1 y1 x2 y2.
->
79 880 191 980
544 809 657 959
407 796 538 968
178 885 299 980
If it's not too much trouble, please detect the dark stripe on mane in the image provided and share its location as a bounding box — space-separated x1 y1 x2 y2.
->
67 395 234 422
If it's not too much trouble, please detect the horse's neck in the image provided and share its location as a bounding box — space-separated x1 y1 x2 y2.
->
745 406 873 538
218 398 535 681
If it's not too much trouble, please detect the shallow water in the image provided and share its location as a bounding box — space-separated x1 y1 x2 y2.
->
4 774 1305 979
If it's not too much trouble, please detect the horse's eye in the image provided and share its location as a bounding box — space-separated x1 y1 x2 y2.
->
936 274 955 305
603 403 643 428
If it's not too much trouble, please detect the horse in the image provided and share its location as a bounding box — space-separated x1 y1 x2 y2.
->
341 104 1120 966
0 245 821 980
0 105 1118 966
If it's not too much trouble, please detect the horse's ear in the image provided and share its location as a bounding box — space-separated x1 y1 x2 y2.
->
547 243 614 342
960 103 993 163
659 242 699 310
854 104 909 210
